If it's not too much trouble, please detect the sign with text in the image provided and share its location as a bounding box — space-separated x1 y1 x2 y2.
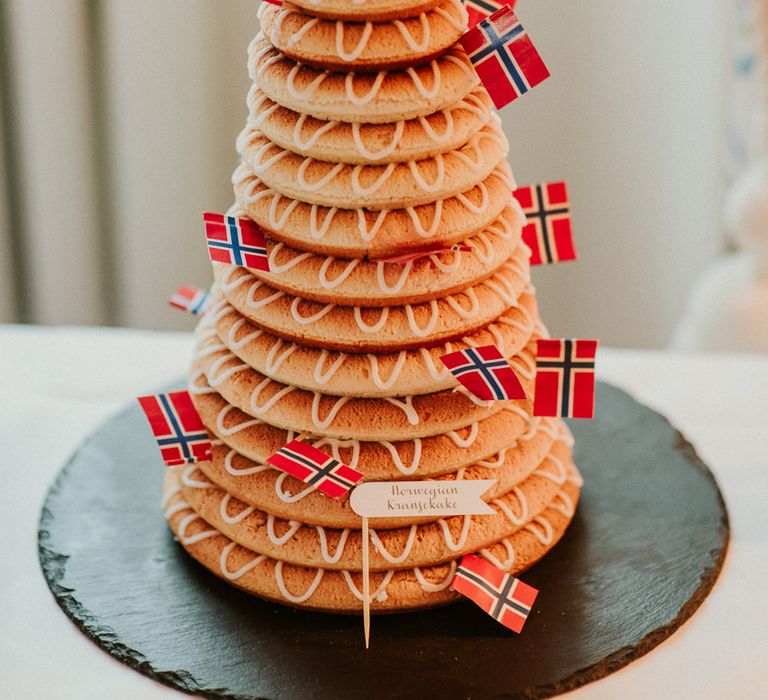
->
350 480 496 519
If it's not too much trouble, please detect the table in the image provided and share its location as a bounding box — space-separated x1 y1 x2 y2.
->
1 325 766 699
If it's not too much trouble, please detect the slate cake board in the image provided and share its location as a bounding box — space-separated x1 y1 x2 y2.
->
38 382 729 699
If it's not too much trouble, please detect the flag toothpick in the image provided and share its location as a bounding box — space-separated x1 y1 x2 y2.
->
362 516 371 650
460 7 550 111
266 440 364 499
534 339 598 419
203 212 270 272
440 345 526 401
513 182 576 265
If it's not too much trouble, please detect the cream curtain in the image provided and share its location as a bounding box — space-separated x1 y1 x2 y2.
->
0 0 258 330
0 0 732 345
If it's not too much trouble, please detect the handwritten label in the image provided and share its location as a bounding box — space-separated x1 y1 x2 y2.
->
350 480 496 518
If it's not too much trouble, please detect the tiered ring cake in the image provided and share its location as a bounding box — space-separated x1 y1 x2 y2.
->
163 0 583 613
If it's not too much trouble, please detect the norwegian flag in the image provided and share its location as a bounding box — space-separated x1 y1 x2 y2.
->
440 344 526 401
168 284 211 315
460 6 550 110
464 0 516 30
203 212 270 272
451 555 538 633
534 339 598 419
266 440 364 499
137 391 213 466
513 181 576 265
379 244 473 265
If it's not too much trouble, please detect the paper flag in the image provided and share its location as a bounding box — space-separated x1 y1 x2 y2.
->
203 212 270 272
350 480 495 518
263 0 283 6
266 440 364 499
451 554 538 633
464 0 517 30
513 181 576 265
460 6 550 110
168 284 211 316
534 339 598 419
440 345 526 401
378 244 474 265
137 391 213 467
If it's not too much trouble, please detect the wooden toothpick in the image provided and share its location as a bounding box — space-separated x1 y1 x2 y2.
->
362 515 371 649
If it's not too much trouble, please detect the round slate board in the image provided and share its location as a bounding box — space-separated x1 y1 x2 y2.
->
39 382 729 699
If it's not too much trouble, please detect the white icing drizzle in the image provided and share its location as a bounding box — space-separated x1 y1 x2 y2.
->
224 449 268 477
207 353 249 388
178 514 218 545
296 158 345 191
181 465 212 489
275 561 324 603
219 542 266 581
393 13 430 52
368 351 407 390
447 422 479 448
336 20 373 61
310 204 339 239
313 350 348 385
376 260 413 294
437 515 472 552
318 257 360 288
246 280 285 309
316 527 351 564
352 121 404 160
382 396 420 425
341 570 393 603
524 516 555 545
267 243 313 274
220 493 256 524
267 515 302 545
480 539 516 570
345 71 386 106
290 297 336 324
216 404 264 437
404 300 439 337
413 561 458 592
161 484 181 508
406 61 441 99
551 491 576 518
492 487 529 526
534 454 568 485
379 439 422 476
354 306 389 333
445 288 480 319
249 377 296 415
163 499 190 520
287 63 329 100
311 394 350 429
369 525 418 565
293 112 338 150
227 316 263 351
275 472 317 503
351 162 397 196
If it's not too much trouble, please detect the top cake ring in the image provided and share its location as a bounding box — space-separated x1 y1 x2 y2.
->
283 0 444 22
258 0 468 72
249 36 479 123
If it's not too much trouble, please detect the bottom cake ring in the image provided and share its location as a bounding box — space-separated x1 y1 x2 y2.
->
162 466 583 614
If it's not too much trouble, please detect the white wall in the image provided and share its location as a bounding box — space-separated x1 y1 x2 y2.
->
101 0 260 330
507 1 730 347
0 1 732 345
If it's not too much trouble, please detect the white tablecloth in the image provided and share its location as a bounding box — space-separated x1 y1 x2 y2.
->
1 325 766 699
